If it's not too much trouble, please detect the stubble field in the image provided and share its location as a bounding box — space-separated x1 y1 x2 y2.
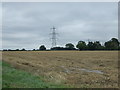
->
2 51 118 88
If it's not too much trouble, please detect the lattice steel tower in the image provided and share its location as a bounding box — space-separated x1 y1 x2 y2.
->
51 26 57 48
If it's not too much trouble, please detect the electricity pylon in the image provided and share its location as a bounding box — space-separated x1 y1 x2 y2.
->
50 26 57 48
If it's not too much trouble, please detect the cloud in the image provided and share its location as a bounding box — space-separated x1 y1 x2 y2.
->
2 2 118 49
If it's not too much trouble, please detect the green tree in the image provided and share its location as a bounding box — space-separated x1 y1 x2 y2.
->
93 41 102 50
65 43 75 50
76 41 86 50
119 46 120 50
104 38 119 50
16 49 19 51
39 45 46 50
21 48 26 51
87 41 94 50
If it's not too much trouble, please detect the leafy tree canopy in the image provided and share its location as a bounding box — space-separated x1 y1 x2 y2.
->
65 43 75 50
39 45 46 50
76 41 86 50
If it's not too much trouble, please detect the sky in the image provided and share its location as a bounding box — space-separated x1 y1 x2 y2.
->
2 2 118 50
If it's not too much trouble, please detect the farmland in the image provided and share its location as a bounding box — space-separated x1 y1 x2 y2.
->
2 51 118 88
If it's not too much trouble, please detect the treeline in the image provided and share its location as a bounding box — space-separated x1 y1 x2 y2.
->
3 48 27 51
76 38 119 50
3 38 120 51
51 38 120 50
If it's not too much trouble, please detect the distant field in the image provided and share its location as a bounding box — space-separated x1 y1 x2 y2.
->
2 51 118 88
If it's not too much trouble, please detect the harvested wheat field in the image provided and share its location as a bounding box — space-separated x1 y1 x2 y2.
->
2 51 118 88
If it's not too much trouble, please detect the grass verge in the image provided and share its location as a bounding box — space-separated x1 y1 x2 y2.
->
2 61 69 88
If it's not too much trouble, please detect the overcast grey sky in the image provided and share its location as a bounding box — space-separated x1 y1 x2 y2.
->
2 2 118 50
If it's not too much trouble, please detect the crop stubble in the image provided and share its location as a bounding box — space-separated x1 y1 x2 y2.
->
2 51 118 88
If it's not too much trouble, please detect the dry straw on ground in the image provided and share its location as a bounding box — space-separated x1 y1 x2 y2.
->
2 51 118 88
